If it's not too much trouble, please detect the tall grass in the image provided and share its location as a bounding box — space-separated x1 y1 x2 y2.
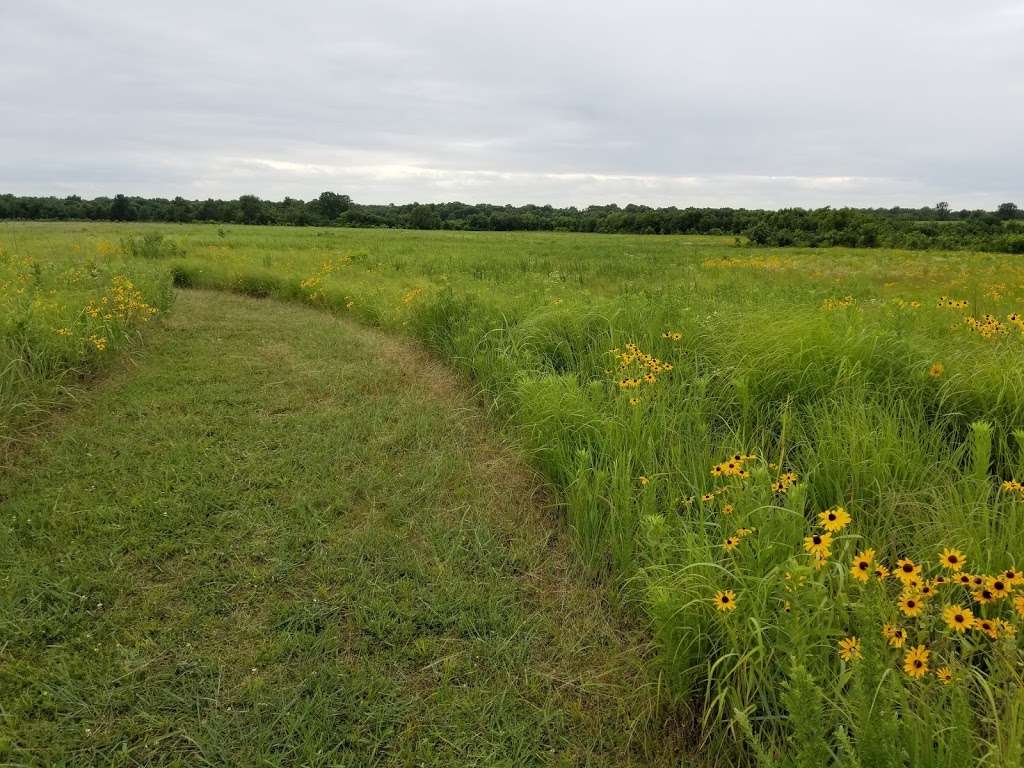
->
0 234 173 455
10 221 1024 765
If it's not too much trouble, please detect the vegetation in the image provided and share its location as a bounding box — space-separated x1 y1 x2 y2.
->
5 220 1024 765
2 192 1022 252
0 234 172 455
1 290 679 766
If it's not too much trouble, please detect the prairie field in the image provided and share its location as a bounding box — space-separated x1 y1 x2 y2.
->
4 220 1024 766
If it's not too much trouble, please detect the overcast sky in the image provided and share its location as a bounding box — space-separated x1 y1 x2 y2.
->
3 0 1022 208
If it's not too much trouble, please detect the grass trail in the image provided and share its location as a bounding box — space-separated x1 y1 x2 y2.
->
1 290 683 767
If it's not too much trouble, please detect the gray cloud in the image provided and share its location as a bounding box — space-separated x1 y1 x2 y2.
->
2 0 1022 207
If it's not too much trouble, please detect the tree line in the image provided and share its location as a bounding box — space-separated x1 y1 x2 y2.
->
2 192 1021 252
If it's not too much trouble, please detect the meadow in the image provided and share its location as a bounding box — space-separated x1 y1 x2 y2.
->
4 220 1024 766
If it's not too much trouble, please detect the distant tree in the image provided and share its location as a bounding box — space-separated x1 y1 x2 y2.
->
169 196 192 222
316 191 351 222
409 203 439 230
109 194 138 221
936 201 950 220
238 194 266 225
997 202 1020 220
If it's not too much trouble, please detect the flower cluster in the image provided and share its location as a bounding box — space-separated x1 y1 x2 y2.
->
80 276 159 351
802 507 850 568
846 544 1022 681
710 452 757 479
612 342 673 395
964 313 1008 339
938 296 969 310
770 471 799 494
822 295 856 311
1001 479 1024 499
300 258 346 301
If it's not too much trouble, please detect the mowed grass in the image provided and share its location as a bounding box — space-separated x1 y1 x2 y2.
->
6 221 1024 766
0 291 683 767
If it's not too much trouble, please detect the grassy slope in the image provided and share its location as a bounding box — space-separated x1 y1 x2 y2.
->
0 291 683 767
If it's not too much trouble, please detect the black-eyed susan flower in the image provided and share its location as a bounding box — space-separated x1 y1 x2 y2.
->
935 666 954 684
973 587 995 605
903 645 930 678
721 504 734 515
928 362 944 378
895 558 922 584
939 548 966 572
1002 567 1021 585
818 506 851 532
970 574 986 589
713 590 737 612
700 492 715 503
942 604 974 633
628 397 640 406
917 582 936 599
975 618 999 639
955 573 973 587
987 576 1013 600
723 537 740 552
883 624 907 648
1014 594 1024 618
851 549 874 582
899 592 924 617
838 636 862 662
998 619 1017 638
803 532 833 559
873 564 891 581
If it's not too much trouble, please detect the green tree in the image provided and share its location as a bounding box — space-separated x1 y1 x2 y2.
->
238 195 267 225
316 191 351 222
997 202 1019 220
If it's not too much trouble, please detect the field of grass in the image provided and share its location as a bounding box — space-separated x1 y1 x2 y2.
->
1 289 680 766
4 220 1024 766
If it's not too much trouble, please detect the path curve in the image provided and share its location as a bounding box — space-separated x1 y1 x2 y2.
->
1 290 683 766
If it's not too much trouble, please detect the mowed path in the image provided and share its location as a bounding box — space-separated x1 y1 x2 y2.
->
0 291 682 767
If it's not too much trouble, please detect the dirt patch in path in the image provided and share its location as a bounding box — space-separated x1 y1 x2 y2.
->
1 290 686 767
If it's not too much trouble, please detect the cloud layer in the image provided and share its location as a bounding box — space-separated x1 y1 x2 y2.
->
3 0 1022 207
